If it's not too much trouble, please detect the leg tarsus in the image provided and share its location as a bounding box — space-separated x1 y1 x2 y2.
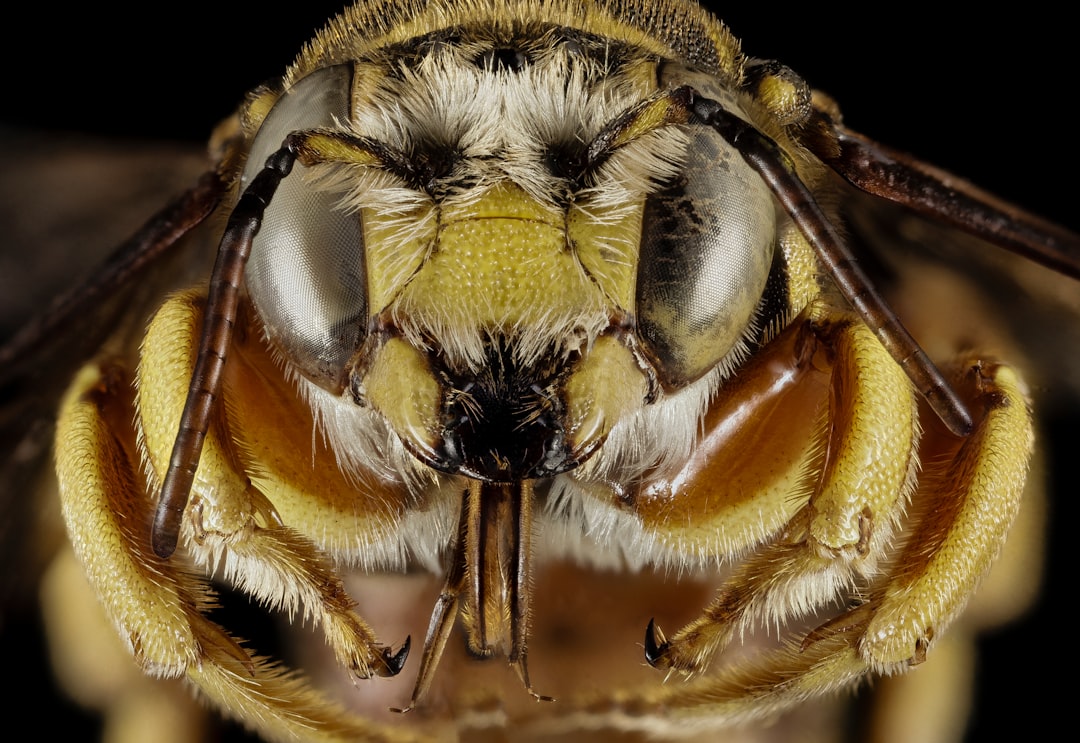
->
643 617 668 668
376 635 411 678
510 647 555 703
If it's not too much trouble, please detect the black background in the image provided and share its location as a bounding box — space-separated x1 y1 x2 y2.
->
4 4 1073 228
2 3 1073 741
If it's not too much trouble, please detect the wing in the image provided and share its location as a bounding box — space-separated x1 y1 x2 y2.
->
0 132 221 705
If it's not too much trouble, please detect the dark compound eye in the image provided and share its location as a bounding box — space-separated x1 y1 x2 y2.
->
242 66 369 393
636 108 776 389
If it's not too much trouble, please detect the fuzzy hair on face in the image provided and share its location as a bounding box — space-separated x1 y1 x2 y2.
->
300 33 690 375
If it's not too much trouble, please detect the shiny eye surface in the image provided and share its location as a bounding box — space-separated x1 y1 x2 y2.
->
243 65 368 391
636 111 776 388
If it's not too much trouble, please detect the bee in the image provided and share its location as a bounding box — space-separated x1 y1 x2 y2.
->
1 2 1077 742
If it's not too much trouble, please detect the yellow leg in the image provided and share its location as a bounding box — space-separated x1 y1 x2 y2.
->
40 545 210 743
137 291 409 679
646 319 919 676
854 361 1032 670
636 343 1030 735
56 358 427 743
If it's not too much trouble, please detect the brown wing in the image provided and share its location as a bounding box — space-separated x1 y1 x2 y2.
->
0 130 237 739
0 131 221 691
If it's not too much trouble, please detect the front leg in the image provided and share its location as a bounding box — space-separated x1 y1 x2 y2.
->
53 291 439 741
644 316 919 676
56 360 425 743
136 290 410 680
541 331 1032 732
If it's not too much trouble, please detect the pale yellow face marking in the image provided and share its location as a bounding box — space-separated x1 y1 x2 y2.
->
393 183 597 327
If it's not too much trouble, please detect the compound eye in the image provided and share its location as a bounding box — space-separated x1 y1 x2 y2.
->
242 65 367 392
636 111 776 388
